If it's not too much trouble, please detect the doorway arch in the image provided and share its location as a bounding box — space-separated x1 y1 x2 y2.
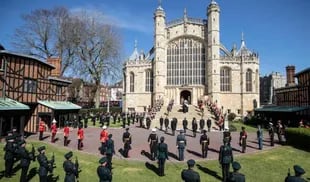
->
180 90 191 105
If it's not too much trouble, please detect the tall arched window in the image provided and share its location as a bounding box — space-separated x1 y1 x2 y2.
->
220 67 231 91
167 37 205 85
246 69 252 92
145 69 153 92
130 72 134 92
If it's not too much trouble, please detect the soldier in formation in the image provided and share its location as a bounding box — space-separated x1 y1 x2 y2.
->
199 118 205 133
159 116 164 130
176 130 187 161
63 151 79 182
181 159 200 182
223 128 232 146
100 126 108 154
285 165 307 182
4 135 16 177
146 116 151 130
183 117 188 133
77 125 84 150
157 136 169 177
257 125 263 150
63 123 70 146
37 146 55 182
171 118 177 136
105 134 115 171
97 157 112 182
228 161 245 182
122 128 132 158
200 130 210 158
192 117 198 138
219 138 233 182
164 116 169 133
239 127 247 153
39 119 46 141
17 140 35 182
147 128 158 160
268 122 275 146
207 118 212 132
51 119 57 143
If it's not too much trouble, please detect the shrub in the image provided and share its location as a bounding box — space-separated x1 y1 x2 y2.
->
227 113 236 121
285 128 310 151
79 107 122 115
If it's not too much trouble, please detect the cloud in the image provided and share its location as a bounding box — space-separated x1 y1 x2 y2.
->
70 6 152 34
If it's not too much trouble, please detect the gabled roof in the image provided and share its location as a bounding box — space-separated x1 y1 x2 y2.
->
0 97 30 111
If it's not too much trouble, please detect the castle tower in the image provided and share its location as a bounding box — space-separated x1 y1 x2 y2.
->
207 0 221 102
153 3 166 103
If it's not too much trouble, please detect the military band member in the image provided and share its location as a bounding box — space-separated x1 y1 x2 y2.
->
4 135 15 178
181 159 200 182
63 151 79 182
200 130 210 158
51 119 57 143
97 157 112 182
37 146 54 182
148 128 158 160
192 118 198 138
146 116 151 130
157 136 169 177
223 128 232 146
122 128 132 158
100 126 108 154
164 116 169 133
176 130 187 161
77 125 84 150
39 119 46 141
268 122 275 146
106 134 115 171
122 113 126 128
183 117 188 133
159 116 164 130
219 138 233 182
63 123 70 146
17 140 34 182
228 161 245 182
199 118 205 133
239 127 247 153
285 165 307 182
257 125 263 150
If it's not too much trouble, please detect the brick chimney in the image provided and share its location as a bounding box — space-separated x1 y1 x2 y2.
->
285 65 295 87
47 57 62 77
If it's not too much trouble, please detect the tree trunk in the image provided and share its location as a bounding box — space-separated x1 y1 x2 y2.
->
95 82 101 108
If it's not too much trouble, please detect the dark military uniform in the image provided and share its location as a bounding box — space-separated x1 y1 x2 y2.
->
146 117 151 130
199 118 205 133
219 140 233 182
223 130 232 145
157 137 168 176
268 123 275 146
285 165 307 182
171 118 177 136
239 128 247 153
228 161 245 182
207 118 212 132
4 136 16 177
139 114 144 128
181 159 200 182
199 131 210 158
105 134 115 171
148 131 158 160
37 146 54 182
97 157 112 182
183 118 188 133
63 152 78 182
164 117 169 133
176 131 187 161
17 140 34 182
122 113 126 128
122 129 132 158
192 118 198 137
159 116 164 130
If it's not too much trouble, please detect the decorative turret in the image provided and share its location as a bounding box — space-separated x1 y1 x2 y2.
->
129 40 139 61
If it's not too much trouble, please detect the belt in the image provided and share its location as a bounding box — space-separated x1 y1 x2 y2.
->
202 140 208 143
124 138 130 141
178 141 185 143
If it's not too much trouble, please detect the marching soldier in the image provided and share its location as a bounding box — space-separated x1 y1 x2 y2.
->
37 146 54 182
181 159 200 182
122 128 132 158
199 118 205 133
219 138 233 182
17 140 34 182
106 134 115 171
106 112 111 127
100 126 108 154
183 117 188 133
164 116 169 133
257 125 263 150
139 113 144 128
268 122 275 146
84 115 88 128
147 128 158 160
63 123 70 146
122 112 126 128
92 114 96 126
146 116 151 130
176 130 187 161
39 119 46 141
159 116 164 130
127 113 130 126
200 130 210 158
157 136 169 177
228 161 245 182
239 127 247 153
171 118 177 136
223 128 232 146
97 157 112 182
207 118 212 132
63 151 78 182
4 135 15 178
192 118 198 138
285 165 307 182
77 125 84 150
51 119 57 143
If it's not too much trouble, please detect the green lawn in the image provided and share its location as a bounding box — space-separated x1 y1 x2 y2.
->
230 121 267 133
0 142 309 182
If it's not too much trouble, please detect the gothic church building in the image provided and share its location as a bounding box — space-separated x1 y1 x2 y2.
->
123 1 259 116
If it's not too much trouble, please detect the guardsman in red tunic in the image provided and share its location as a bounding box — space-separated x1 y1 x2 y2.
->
77 125 84 150
51 119 57 143
39 119 46 141
100 126 108 154
63 123 70 146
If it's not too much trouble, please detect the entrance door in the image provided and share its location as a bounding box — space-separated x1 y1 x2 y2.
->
180 90 191 105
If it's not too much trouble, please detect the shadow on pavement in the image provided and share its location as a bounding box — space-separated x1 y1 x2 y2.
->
141 150 153 161
186 149 202 158
196 164 222 181
208 147 219 153
168 152 179 160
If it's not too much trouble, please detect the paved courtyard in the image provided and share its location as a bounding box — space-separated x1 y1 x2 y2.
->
29 123 279 162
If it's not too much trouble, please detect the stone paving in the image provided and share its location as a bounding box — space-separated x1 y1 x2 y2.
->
29 123 280 163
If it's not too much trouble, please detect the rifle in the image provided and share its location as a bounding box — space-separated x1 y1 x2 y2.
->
49 152 56 173
287 168 291 177
75 157 82 180
31 144 36 161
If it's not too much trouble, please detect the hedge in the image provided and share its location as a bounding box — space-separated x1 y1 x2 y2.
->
285 127 310 151
79 107 122 115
